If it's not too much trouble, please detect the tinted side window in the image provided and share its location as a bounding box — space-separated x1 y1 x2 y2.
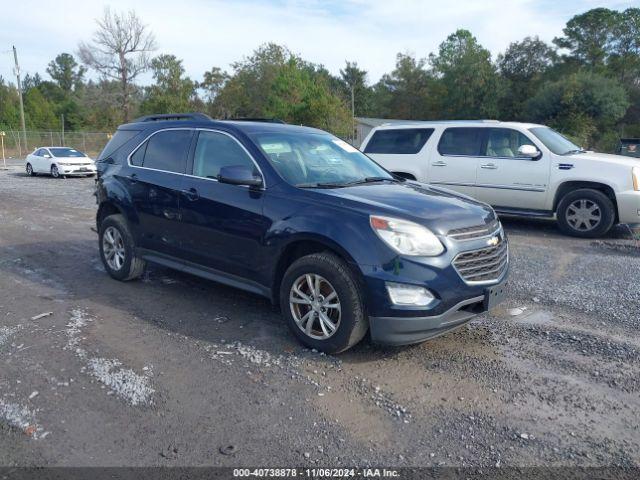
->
192 131 255 179
130 141 147 166
35 149 43 156
437 128 484 156
139 130 192 173
364 128 434 154
485 128 536 158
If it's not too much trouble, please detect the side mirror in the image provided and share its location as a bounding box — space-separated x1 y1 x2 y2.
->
517 144 541 159
218 165 263 187
43 154 51 159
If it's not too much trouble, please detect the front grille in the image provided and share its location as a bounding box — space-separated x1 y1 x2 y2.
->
453 240 508 283
448 220 500 241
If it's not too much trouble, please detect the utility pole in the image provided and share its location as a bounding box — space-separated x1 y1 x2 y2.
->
13 46 27 154
61 114 65 146
351 83 356 145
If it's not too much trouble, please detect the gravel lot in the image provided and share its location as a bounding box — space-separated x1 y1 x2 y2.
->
0 160 639 469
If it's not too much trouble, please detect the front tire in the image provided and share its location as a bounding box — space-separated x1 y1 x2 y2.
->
557 188 615 238
280 252 368 354
50 164 63 178
98 214 146 281
26 163 36 176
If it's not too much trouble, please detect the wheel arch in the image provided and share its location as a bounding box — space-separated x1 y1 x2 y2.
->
553 181 619 222
271 235 363 305
391 172 417 181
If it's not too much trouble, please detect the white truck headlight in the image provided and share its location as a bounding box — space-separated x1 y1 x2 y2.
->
370 215 444 256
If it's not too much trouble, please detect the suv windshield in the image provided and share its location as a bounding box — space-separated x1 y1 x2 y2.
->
252 132 394 187
49 148 87 158
529 127 584 155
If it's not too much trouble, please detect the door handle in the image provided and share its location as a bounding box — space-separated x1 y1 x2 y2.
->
480 163 498 169
181 187 199 201
432 161 447 167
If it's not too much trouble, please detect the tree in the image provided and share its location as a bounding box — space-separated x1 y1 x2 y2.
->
526 72 629 148
497 37 557 119
47 53 86 93
198 67 228 117
338 61 373 117
265 59 352 137
140 55 196 114
78 7 156 122
553 8 619 68
430 29 502 119
215 43 290 118
372 53 438 119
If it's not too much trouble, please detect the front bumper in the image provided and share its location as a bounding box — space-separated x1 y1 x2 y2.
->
360 229 508 346
616 190 640 225
369 295 485 345
58 165 96 175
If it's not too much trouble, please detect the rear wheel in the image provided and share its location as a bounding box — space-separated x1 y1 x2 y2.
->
98 214 146 281
557 188 615 238
280 252 368 354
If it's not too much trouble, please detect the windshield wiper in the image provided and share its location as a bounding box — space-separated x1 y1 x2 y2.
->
296 182 348 189
340 176 399 186
296 177 397 189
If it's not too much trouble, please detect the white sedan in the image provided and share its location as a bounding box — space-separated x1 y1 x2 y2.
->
25 147 97 178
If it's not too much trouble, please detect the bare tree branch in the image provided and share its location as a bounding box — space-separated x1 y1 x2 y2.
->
77 7 156 122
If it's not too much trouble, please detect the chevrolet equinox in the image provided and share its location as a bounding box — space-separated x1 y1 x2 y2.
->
95 113 508 353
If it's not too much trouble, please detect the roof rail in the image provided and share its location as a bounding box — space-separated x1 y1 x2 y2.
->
133 113 213 123
230 117 286 124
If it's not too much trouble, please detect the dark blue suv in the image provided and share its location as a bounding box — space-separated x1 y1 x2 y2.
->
95 113 508 353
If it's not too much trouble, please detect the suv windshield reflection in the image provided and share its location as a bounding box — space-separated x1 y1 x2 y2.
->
251 132 393 187
529 127 584 155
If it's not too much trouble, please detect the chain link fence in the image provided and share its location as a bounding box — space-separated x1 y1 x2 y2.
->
1 130 113 160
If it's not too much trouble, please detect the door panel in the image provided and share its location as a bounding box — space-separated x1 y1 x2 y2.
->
474 128 550 210
178 130 269 280
127 129 193 257
428 127 482 197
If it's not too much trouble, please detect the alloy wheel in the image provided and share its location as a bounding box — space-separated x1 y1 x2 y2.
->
566 199 602 232
102 226 126 271
26 164 32 175
51 165 60 178
289 273 341 340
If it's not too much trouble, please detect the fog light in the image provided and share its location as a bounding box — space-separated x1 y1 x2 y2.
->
386 282 435 306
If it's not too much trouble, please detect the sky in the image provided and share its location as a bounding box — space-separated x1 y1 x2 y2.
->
1 0 637 86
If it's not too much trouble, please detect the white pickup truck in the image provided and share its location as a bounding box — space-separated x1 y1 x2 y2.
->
360 120 640 237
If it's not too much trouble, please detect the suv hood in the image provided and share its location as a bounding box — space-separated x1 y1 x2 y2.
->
569 151 639 168
312 181 495 235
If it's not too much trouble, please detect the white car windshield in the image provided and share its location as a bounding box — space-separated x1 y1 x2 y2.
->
49 148 87 158
251 132 395 188
529 127 584 155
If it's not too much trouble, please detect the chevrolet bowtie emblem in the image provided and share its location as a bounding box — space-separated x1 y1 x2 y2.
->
487 236 500 247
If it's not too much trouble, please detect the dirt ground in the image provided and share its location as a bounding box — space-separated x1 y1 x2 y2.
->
0 160 639 469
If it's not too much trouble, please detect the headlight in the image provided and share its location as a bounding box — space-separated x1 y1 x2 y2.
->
633 167 640 191
370 215 444 256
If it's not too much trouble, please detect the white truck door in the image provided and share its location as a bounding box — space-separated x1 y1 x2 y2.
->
427 127 481 197
474 127 550 211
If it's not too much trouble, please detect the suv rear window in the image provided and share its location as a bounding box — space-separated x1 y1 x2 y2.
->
132 130 192 173
99 129 141 160
438 128 484 156
364 128 434 154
